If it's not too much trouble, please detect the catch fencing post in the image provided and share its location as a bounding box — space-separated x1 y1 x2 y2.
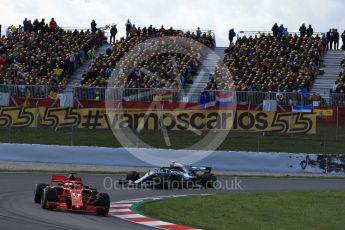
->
257 131 260 152
336 106 339 141
71 123 74 146
35 101 39 129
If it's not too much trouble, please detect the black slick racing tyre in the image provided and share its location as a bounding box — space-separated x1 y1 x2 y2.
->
41 187 57 210
201 173 217 189
126 171 140 181
34 183 49 203
96 193 110 216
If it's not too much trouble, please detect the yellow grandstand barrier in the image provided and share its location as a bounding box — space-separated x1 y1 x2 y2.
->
153 91 173 102
313 109 333 117
0 107 316 134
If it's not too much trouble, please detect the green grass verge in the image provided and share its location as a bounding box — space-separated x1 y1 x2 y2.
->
0 122 344 154
138 192 345 230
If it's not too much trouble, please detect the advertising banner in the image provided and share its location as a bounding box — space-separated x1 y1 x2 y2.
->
0 107 316 134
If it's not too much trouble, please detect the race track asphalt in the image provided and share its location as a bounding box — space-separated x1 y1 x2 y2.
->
1 173 345 230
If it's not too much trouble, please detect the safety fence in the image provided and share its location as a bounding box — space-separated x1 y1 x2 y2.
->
238 30 326 37
2 84 345 106
71 87 345 107
0 84 58 99
236 30 344 48
60 26 109 37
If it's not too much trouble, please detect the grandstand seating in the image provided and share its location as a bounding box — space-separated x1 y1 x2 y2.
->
0 19 340 99
206 33 324 92
81 26 215 88
0 20 102 90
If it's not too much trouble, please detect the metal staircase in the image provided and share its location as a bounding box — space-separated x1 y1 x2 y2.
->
311 50 344 102
183 47 226 102
64 43 112 93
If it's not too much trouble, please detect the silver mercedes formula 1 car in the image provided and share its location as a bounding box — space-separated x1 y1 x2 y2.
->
119 162 217 189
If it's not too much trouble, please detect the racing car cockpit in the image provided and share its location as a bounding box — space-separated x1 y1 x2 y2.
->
169 161 189 174
67 173 78 181
63 182 83 189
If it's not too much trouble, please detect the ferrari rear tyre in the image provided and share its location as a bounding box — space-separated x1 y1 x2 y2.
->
34 183 49 203
96 193 110 216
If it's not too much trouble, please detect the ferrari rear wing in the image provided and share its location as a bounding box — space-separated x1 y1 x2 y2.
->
51 175 82 182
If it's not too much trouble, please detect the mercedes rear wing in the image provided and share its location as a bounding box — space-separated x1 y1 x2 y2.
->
189 166 212 173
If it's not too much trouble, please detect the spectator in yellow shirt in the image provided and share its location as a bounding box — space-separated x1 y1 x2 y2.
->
54 65 63 80
10 25 17 35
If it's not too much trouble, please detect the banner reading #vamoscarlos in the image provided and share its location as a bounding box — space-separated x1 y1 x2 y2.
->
0 107 315 134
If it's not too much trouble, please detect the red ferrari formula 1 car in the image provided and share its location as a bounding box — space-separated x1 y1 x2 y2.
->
34 173 110 215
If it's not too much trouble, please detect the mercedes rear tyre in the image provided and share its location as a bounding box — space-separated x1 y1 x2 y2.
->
96 193 110 216
201 173 217 189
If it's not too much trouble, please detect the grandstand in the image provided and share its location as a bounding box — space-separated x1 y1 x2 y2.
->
2 18 345 156
0 20 107 94
207 33 323 92
0 19 345 107
80 26 215 90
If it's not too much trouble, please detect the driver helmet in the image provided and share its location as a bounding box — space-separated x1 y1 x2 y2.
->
170 161 176 167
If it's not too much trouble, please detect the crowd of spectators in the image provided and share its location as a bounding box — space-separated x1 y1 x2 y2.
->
206 25 324 93
112 38 203 89
81 23 215 89
0 18 103 90
3 18 344 96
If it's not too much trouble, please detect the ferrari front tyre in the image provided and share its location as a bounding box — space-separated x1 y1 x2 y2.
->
41 187 57 210
34 183 49 203
96 193 110 216
126 171 140 181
